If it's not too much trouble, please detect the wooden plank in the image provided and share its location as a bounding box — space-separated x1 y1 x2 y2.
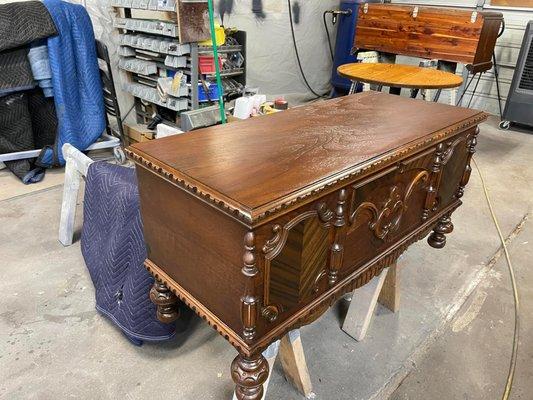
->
279 330 313 398
378 262 400 312
58 144 94 247
129 9 176 22
341 269 389 341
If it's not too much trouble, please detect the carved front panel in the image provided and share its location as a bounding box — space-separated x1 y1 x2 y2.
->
342 129 472 276
343 154 431 271
439 127 477 205
249 129 476 345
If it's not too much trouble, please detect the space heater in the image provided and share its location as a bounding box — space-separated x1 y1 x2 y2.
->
501 21 533 130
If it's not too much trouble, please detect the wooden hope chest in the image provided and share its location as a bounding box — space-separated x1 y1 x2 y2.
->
354 4 503 73
127 92 486 399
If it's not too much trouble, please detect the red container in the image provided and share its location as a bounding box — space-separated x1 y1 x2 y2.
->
199 56 223 74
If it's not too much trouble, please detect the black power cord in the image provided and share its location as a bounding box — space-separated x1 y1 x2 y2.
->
323 11 334 61
323 9 351 62
287 0 328 99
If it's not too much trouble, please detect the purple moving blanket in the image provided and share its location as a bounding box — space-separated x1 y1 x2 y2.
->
81 162 175 344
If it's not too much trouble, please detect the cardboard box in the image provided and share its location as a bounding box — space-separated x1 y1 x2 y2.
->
125 123 156 143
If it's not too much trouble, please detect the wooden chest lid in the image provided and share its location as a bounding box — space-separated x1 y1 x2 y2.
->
127 92 486 225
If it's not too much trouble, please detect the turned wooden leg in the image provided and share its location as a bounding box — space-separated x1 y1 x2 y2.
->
149 280 179 323
428 214 454 249
231 353 269 400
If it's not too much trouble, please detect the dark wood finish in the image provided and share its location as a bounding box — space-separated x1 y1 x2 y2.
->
268 217 330 310
354 4 503 73
231 353 269 400
428 213 454 249
127 92 487 399
129 92 482 223
150 280 180 323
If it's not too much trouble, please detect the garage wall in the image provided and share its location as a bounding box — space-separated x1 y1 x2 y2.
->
392 0 533 115
80 0 339 120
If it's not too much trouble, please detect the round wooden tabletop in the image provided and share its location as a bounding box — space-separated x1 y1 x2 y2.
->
337 63 463 90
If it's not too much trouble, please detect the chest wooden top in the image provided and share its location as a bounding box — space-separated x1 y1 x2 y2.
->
127 92 485 225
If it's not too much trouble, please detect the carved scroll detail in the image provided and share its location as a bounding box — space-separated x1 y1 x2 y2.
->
241 232 259 342
456 128 479 198
313 269 328 293
351 171 429 241
318 202 334 224
262 224 282 254
441 135 468 165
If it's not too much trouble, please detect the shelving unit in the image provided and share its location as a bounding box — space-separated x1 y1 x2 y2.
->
112 0 246 126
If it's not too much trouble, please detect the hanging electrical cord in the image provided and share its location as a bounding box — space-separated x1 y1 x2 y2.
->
287 0 328 99
323 11 334 61
472 157 520 400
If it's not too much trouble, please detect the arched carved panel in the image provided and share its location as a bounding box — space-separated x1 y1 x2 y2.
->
260 190 347 323
261 208 331 322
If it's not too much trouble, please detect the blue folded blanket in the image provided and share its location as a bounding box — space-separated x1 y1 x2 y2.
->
28 42 54 98
39 0 105 167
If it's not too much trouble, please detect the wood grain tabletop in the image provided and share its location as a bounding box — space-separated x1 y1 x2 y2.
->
130 92 483 214
337 63 463 90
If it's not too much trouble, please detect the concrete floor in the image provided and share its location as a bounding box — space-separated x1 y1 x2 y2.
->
0 116 532 400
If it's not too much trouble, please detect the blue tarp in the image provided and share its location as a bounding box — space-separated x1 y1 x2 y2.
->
39 0 105 166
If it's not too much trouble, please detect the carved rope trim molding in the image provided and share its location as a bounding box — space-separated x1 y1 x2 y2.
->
127 114 486 225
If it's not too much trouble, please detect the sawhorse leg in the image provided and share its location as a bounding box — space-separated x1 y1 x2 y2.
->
232 329 314 399
349 81 358 95
58 144 94 246
341 262 400 341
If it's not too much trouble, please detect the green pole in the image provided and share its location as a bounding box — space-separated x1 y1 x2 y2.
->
207 0 226 124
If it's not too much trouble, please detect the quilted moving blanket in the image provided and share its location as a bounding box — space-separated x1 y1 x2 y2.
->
0 1 58 182
39 0 105 167
81 162 175 343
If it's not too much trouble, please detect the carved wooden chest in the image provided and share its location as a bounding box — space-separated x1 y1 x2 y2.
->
126 92 486 399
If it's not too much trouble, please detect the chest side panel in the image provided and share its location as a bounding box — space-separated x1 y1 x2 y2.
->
135 166 247 334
